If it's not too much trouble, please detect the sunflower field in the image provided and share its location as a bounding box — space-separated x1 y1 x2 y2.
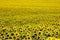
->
0 8 60 40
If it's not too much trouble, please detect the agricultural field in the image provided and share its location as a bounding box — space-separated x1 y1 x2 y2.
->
0 8 60 40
